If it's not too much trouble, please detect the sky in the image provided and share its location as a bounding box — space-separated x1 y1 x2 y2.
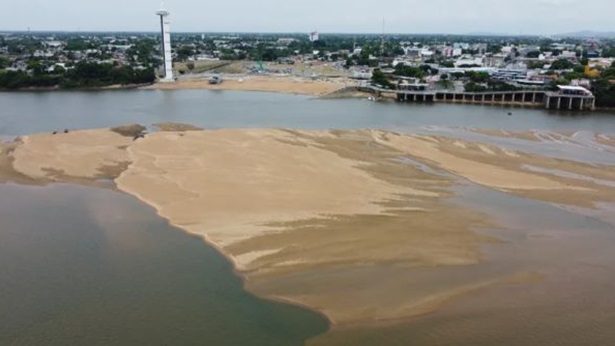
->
1 0 614 35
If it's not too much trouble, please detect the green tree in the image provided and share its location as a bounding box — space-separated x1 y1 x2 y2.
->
550 59 575 70
466 71 490 83
371 69 392 89
394 64 425 79
0 56 9 69
451 72 465 80
464 82 487 92
592 79 615 107
526 51 540 58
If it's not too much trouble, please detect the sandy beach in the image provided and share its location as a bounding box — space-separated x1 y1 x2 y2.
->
3 126 615 331
143 75 351 96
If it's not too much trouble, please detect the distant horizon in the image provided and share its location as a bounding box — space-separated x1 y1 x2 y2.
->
2 0 614 37
0 30 615 39
1 29 615 39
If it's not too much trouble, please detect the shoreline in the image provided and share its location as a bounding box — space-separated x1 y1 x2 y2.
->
117 180 336 329
2 79 615 112
2 126 615 339
0 83 153 93
142 75 353 96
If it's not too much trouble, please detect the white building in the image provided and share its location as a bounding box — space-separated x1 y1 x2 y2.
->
309 31 319 42
155 4 174 82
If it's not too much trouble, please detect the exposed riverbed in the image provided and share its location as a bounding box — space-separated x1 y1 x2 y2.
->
1 90 614 345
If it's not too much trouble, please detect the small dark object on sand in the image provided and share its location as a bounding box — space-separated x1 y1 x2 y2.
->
64 129 69 134
52 131 58 135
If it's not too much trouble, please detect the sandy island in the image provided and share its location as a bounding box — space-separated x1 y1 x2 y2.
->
2 125 615 332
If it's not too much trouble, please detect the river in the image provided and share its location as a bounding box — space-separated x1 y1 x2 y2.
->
1 89 615 136
0 183 328 345
1 89 614 345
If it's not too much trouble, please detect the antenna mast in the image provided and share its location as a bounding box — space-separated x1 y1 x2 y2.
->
381 18 386 57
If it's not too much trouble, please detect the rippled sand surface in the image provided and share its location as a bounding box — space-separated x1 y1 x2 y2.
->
3 125 615 344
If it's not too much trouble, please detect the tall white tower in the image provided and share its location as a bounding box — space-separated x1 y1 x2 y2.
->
155 3 174 82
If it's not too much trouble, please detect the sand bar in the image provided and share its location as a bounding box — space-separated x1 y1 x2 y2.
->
4 127 615 327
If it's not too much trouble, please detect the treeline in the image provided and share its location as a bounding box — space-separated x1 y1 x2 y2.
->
592 62 615 107
0 62 155 89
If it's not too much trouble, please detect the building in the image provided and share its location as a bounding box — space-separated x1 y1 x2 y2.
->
309 31 319 42
277 38 296 46
544 85 595 110
155 4 174 82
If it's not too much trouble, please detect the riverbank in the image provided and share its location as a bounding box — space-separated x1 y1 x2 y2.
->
3 125 615 335
143 75 352 96
0 83 153 93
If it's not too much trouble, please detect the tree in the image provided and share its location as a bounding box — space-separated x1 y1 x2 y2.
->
601 66 615 80
592 79 615 107
344 58 354 69
176 46 195 62
371 69 392 89
466 71 489 83
27 60 46 75
464 82 487 92
451 72 465 80
526 51 540 58
394 64 425 79
550 59 574 70
0 56 9 69
602 48 615 58
53 65 66 74
528 61 547 69
487 44 502 54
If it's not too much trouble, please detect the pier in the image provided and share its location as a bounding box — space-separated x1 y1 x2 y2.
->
367 85 596 111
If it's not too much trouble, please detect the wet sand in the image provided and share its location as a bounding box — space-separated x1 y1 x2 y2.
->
3 126 615 340
0 140 38 184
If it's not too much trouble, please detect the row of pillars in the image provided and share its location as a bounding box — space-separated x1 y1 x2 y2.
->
394 91 597 111
544 96 596 111
431 92 544 104
397 93 435 102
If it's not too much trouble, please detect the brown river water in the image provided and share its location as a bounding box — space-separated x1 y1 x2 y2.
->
1 90 615 345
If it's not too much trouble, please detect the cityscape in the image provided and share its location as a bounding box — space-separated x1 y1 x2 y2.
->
1 5 615 109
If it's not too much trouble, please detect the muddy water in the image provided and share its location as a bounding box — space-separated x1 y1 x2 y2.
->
2 90 615 345
0 183 328 345
312 184 615 345
1 90 615 136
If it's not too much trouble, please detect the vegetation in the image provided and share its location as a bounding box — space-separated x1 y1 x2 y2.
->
592 79 615 107
550 59 575 70
394 64 425 79
464 80 518 92
0 56 9 69
592 62 615 107
527 61 547 69
463 82 487 92
0 62 155 90
371 69 393 89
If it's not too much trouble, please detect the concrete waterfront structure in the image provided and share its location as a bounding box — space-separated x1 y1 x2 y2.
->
156 3 174 82
367 85 596 111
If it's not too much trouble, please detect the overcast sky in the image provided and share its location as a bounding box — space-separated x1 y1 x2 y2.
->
2 0 613 35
